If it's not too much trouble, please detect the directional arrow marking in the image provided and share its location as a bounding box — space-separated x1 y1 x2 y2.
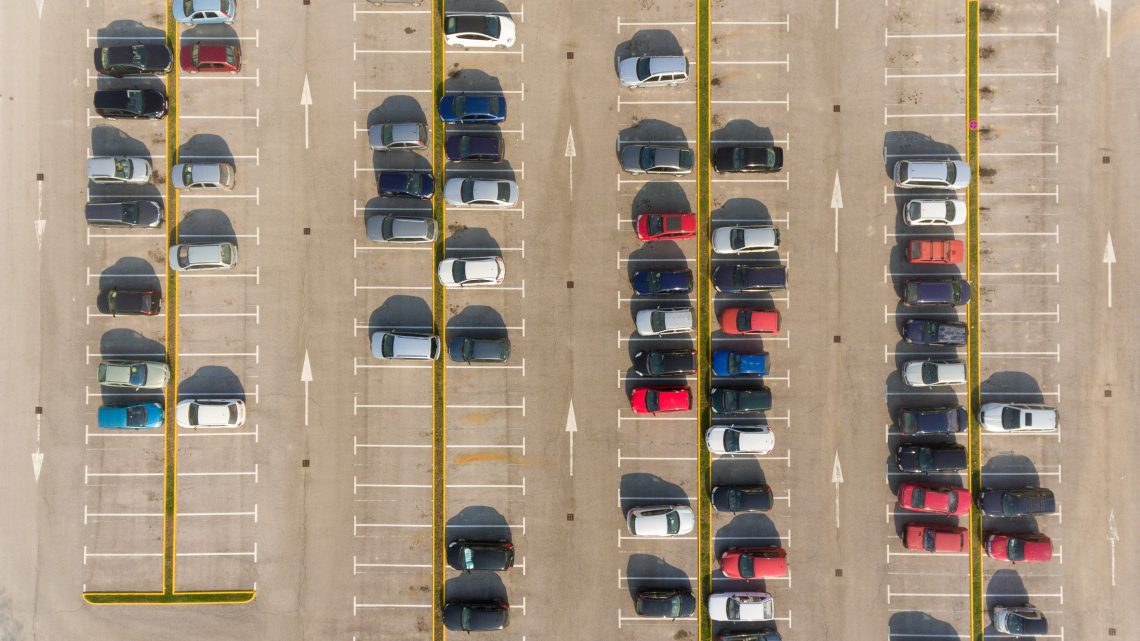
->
1104 232 1116 308
300 75 313 150
565 127 576 199
35 180 45 251
36 0 44 20
32 452 44 482
1109 509 1119 586
301 350 313 426
832 451 843 528
831 171 843 253
565 400 577 476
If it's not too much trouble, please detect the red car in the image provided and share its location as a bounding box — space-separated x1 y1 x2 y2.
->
630 386 692 414
180 42 242 73
897 482 971 516
719 307 779 335
718 547 787 579
985 533 1053 563
636 212 697 241
903 523 967 553
906 239 964 265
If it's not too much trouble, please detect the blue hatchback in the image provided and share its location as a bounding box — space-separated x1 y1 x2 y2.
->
631 269 693 296
439 95 507 123
378 171 435 199
98 403 164 429
712 350 769 377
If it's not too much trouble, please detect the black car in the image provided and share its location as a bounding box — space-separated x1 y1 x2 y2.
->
713 265 787 293
446 540 515 571
709 387 772 415
93 89 168 119
107 288 161 316
631 269 694 295
448 336 511 363
710 484 773 513
446 134 504 162
901 319 967 346
634 589 696 618
441 601 510 632
895 444 968 473
378 171 434 199
978 488 1056 517
633 349 696 376
712 145 783 173
85 201 164 228
902 278 971 306
898 406 967 435
94 44 174 77
718 632 782 641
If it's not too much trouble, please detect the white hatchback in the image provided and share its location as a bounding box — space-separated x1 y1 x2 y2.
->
901 359 967 387
707 592 775 622
176 399 246 428
903 199 967 226
625 505 694 536
438 256 505 287
635 307 694 336
979 403 1058 432
705 425 774 455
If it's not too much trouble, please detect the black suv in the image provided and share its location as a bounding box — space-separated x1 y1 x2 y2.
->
93 89 168 119
633 349 696 376
978 488 1056 517
446 134 504 162
895 443 967 473
94 44 173 77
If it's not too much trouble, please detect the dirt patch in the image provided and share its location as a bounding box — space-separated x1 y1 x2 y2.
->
979 167 998 178
979 45 995 59
980 4 999 21
979 86 995 100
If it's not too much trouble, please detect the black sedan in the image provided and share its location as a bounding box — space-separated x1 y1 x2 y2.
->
713 265 787 293
895 444 967 473
93 89 168 119
631 269 693 295
633 349 696 376
446 540 515 571
709 387 772 415
713 145 783 173
897 406 967 435
634 589 696 618
94 44 173 77
711 484 773 513
106 288 161 316
448 337 511 363
442 601 510 632
378 171 435 199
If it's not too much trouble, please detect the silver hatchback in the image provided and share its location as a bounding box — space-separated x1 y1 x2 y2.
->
618 56 689 88
366 215 437 243
368 123 428 151
371 331 442 360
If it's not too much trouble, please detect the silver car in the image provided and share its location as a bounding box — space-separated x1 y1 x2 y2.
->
366 215 437 243
174 0 236 25
620 144 693 175
979 403 1058 433
176 399 246 428
903 199 967 226
618 55 689 88
172 162 235 190
371 331 441 360
368 123 428 151
893 159 971 189
87 156 151 184
443 178 518 207
438 256 506 287
97 360 170 389
169 242 238 271
635 306 693 336
711 226 780 254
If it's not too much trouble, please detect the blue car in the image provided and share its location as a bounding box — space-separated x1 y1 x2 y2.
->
631 269 693 296
712 350 769 377
98 403 164 429
439 95 507 124
378 171 435 199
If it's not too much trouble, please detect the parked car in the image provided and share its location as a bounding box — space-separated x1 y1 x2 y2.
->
437 256 505 287
445 134 504 162
893 160 970 189
903 199 967 226
93 89 168 119
618 55 689 88
368 123 428 151
174 0 237 24
86 201 164 228
444 13 516 48
620 144 693 175
636 212 697 241
365 215 437 243
97 403 164 429
978 488 1055 517
979 403 1058 432
371 331 441 360
901 359 966 387
719 308 779 335
630 386 692 414
441 601 509 632
176 399 246 428
707 592 774 622
986 532 1053 563
88 156 151 184
993 605 1047 636
712 226 780 254
444 178 518 207
897 482 970 516
439 95 506 123
903 523 968 553
902 278 971 306
180 42 242 73
713 146 783 173
633 349 696 376
448 336 511 363
169 242 238 271
895 443 967 472
106 287 161 316
635 306 693 336
706 425 774 455
631 269 693 295
378 171 434 199
901 319 967 346
906 238 964 264
634 589 696 618
717 548 787 580
898 406 967 435
94 44 173 76
446 540 515 571
710 484 773 513
626 505 695 536
718 632 782 641
709 387 772 415
713 265 787 293
172 162 235 190
711 351 769 377
97 360 170 389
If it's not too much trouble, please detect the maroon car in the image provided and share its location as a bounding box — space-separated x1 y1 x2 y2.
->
180 42 242 73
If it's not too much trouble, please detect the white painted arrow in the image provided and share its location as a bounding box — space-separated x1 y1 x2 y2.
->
35 180 45 251
831 171 843 253
300 75 313 150
832 451 844 528
1109 509 1119 587
301 350 313 426
35 0 44 20
565 400 577 476
565 127 576 199
32 411 43 483
1104 232 1116 308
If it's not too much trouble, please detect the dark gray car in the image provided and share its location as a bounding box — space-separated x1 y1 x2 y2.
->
448 336 511 363
446 540 515 571
710 485 773 513
634 589 696 618
365 215 437 243
620 144 694 175
978 488 1056 517
895 444 967 473
85 201 163 228
713 265 787 293
442 601 510 632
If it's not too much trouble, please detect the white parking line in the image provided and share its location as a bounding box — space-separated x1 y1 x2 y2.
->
352 3 430 20
982 347 1061 362
887 585 1062 604
447 44 525 63
618 450 697 467
179 187 261 205
177 544 257 560
181 68 260 87
711 173 789 188
86 29 260 47
354 42 430 59
884 145 1060 163
884 67 1059 85
82 546 162 564
712 94 790 111
883 106 1059 125
981 225 1060 242
617 610 697 628
883 25 1060 45
712 53 789 70
618 530 696 546
353 82 432 100
353 556 431 574
353 596 431 615
84 465 259 484
353 279 431 296
981 189 1060 203
181 108 260 127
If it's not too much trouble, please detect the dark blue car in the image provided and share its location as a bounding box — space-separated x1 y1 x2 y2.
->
712 350 769 377
631 269 693 295
439 95 507 123
378 171 435 199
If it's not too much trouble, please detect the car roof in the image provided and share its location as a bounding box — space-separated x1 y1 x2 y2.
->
904 160 953 180
646 55 688 74
193 401 235 424
187 244 225 264
186 163 223 183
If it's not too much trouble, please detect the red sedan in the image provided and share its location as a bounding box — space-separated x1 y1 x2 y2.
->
897 482 971 516
903 523 967 553
180 42 242 73
906 239 964 265
636 212 697 241
718 547 787 579
719 307 779 335
985 533 1053 563
630 386 692 414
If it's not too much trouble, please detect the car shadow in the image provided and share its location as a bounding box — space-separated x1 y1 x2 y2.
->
625 554 690 599
443 69 505 95
628 182 693 229
443 227 502 258
368 296 434 335
617 119 690 163
178 133 235 166
614 30 685 74
619 472 689 516
980 371 1046 404
367 95 429 129
712 513 780 556
178 365 245 400
180 209 237 244
887 611 962 641
447 505 512 543
444 572 507 604
447 305 508 337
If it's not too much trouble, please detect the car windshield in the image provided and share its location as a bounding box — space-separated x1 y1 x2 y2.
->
225 46 236 65
723 430 739 452
640 147 656 168
945 164 957 183
1005 614 1026 634
922 362 939 384
381 217 396 238
650 312 666 333
726 599 740 620
219 244 232 264
126 406 146 426
381 334 395 356
1006 538 1025 561
461 607 472 630
646 216 665 236
461 340 476 360
727 353 741 374
128 365 145 386
738 553 755 579
667 595 681 617
665 510 679 534
723 389 738 410
114 157 131 178
945 491 958 512
126 90 143 112
182 0 194 15
121 202 139 224
1002 493 1018 514
181 164 194 184
647 352 665 373
728 490 743 511
918 448 933 470
645 272 662 290
461 180 476 202
482 16 501 37
910 487 926 508
1001 407 1021 429
461 547 476 569
452 261 468 283
636 58 652 80
923 529 936 550
730 228 747 250
644 391 660 412
405 173 422 193
496 182 511 202
943 201 956 220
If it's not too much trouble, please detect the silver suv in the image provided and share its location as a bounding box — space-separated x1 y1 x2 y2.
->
371 331 441 360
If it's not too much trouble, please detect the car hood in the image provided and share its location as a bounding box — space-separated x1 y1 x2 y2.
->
617 57 641 84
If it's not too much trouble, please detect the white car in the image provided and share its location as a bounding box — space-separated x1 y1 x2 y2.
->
172 162 235 190
901 359 967 387
176 399 246 428
174 0 236 24
87 156 151 184
444 13 516 48
625 505 694 536
438 256 505 287
444 178 518 207
705 426 774 455
903 199 967 226
169 242 238 271
711 226 780 254
707 592 774 622
893 159 971 189
635 307 693 336
979 403 1057 433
